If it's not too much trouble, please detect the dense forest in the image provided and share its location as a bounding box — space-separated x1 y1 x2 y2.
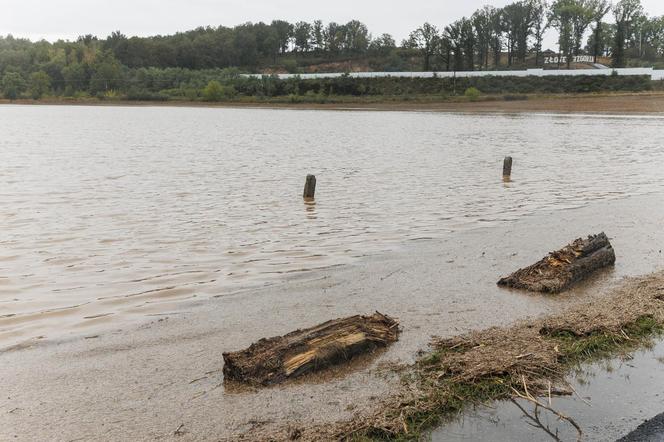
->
1 0 663 101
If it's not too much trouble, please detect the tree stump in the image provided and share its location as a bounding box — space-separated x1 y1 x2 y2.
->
503 156 513 178
303 174 316 199
497 233 616 293
223 312 399 386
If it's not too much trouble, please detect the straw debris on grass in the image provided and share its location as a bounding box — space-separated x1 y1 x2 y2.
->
248 271 664 441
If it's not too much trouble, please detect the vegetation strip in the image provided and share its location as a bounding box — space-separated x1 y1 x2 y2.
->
245 271 664 441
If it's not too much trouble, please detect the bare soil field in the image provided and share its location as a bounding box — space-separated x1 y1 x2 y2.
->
4 91 664 114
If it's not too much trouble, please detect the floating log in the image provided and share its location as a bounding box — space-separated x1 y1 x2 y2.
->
497 233 616 293
223 312 399 386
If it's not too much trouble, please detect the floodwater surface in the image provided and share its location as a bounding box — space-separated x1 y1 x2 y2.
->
2 105 664 347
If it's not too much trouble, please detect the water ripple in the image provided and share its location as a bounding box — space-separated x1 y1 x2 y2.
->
1 106 664 345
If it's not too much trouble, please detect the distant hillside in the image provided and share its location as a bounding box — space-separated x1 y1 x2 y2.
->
2 0 664 100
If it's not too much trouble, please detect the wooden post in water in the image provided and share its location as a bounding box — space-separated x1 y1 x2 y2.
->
503 156 513 179
303 174 316 199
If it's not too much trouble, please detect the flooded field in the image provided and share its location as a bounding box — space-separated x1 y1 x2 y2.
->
2 105 664 346
4 193 664 441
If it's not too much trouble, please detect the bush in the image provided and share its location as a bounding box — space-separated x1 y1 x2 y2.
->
249 74 652 98
223 85 238 99
464 87 481 101
1 71 27 100
29 71 51 99
202 80 224 101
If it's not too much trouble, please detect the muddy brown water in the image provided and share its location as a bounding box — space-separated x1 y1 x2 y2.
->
3 193 663 441
2 105 664 440
2 105 664 348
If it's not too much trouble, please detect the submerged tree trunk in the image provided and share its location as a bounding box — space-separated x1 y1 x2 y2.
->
498 233 616 294
223 312 399 386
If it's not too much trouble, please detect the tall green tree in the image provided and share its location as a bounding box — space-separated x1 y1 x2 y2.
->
613 0 643 67
444 20 465 71
531 0 551 66
62 62 89 95
586 22 616 58
550 0 577 67
271 20 293 54
570 0 596 56
324 22 343 53
490 8 506 68
1 71 27 100
409 23 440 71
461 18 476 70
29 71 51 99
312 20 325 51
588 0 613 62
89 52 124 94
293 22 312 52
503 1 536 65
369 34 396 54
344 20 370 53
473 6 497 69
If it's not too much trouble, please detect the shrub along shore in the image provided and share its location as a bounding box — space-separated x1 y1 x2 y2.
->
1 73 658 104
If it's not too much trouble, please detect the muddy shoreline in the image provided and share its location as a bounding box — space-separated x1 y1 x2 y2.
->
2 192 663 441
3 91 664 114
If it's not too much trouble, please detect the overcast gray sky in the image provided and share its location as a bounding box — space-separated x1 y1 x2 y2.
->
3 0 664 49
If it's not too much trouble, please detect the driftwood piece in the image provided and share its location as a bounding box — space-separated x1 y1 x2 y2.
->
223 312 399 386
498 233 616 293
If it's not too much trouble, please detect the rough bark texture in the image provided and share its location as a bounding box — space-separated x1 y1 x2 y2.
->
497 233 616 293
223 312 399 386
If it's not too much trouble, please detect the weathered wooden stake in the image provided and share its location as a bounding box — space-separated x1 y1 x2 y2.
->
303 174 316 199
503 156 513 178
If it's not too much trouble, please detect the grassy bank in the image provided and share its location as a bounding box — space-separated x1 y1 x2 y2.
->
369 315 662 441
251 271 664 441
2 74 657 105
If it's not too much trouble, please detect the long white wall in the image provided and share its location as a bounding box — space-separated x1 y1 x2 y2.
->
244 67 664 81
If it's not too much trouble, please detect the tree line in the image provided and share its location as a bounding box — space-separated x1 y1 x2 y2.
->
1 0 663 100
406 0 661 71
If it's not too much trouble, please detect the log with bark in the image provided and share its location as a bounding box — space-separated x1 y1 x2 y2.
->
497 233 616 294
222 312 399 386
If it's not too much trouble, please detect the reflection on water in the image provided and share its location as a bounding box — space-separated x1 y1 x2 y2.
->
304 199 317 219
1 105 664 346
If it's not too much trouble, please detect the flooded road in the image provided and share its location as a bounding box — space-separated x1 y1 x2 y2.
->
2 105 664 347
